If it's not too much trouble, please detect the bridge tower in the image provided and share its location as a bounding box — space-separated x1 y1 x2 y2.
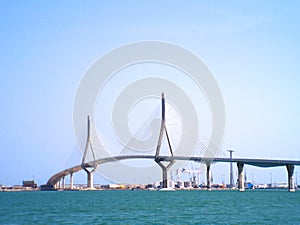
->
81 116 98 189
155 93 175 188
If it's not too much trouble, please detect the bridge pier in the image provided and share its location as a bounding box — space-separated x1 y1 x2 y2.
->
206 164 211 191
61 177 65 189
161 166 168 188
82 165 97 189
86 170 94 189
286 164 295 192
156 161 174 188
70 173 73 189
237 162 245 192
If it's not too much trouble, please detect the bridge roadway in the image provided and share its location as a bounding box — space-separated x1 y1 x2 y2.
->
47 155 300 188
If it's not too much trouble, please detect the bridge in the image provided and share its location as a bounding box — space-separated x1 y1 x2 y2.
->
45 93 300 192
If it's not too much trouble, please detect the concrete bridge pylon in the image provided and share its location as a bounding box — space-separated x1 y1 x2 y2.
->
155 93 175 189
81 115 98 189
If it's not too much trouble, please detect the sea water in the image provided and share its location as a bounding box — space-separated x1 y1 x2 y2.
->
0 190 299 224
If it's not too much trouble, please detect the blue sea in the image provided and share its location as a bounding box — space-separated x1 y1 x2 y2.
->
0 190 299 224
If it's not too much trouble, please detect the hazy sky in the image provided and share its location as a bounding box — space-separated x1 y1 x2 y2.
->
1 1 300 186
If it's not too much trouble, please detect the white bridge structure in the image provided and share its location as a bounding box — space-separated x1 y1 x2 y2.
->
46 93 300 192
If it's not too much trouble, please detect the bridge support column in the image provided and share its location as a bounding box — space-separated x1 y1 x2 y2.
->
86 170 94 189
286 164 295 192
237 162 244 192
156 161 174 189
70 173 73 189
206 164 211 191
162 166 168 188
82 164 97 189
61 177 65 189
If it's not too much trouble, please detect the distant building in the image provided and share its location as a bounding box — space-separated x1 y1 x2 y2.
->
255 184 268 189
273 182 288 189
100 184 126 189
22 180 37 188
13 185 23 189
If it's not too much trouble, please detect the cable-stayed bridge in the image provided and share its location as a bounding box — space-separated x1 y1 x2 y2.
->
45 93 300 192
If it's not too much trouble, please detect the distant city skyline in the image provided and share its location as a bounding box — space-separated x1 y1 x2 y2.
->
1 1 300 186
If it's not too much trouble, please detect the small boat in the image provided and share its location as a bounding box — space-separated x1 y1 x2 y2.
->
147 187 156 191
159 187 176 191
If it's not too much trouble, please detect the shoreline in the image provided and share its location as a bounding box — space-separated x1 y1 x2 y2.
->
1 186 298 192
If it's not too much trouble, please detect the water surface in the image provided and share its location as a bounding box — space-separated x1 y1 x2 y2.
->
1 190 299 224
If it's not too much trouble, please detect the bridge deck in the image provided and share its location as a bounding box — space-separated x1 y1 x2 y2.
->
47 155 300 185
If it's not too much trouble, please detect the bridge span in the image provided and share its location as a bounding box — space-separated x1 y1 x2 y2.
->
45 94 300 192
46 155 300 192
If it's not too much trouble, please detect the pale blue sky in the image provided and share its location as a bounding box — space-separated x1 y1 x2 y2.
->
1 1 300 186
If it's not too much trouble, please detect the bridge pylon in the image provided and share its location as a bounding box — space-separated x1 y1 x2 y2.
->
81 116 98 189
155 93 175 188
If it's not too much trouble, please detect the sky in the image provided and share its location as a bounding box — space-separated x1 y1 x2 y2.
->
1 1 300 186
